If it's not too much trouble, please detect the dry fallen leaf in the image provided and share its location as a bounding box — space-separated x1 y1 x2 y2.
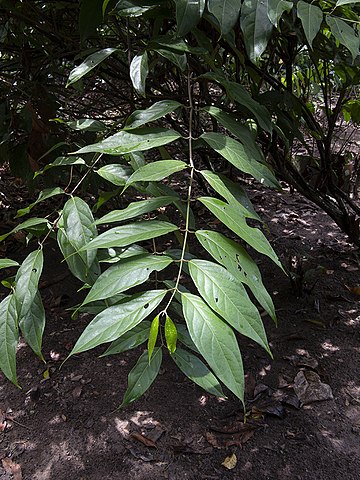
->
131 432 157 448
294 370 333 405
2 458 22 480
222 453 237 470
345 285 360 296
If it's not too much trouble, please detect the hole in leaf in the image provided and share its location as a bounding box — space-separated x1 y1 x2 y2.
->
144 303 149 309
215 297 218 303
32 268 37 272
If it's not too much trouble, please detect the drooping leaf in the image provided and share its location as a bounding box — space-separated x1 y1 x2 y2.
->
125 100 182 129
201 132 279 188
82 255 173 305
148 315 159 361
0 259 19 269
188 260 271 353
69 290 166 355
67 48 117 87
33 157 86 178
0 218 49 243
326 15 360 61
165 315 177 354
120 347 162 407
297 1 323 47
14 249 44 320
95 196 175 225
19 291 45 360
96 164 133 186
176 0 205 36
130 51 149 97
16 187 65 218
240 0 274 62
155 48 188 71
267 0 293 27
78 220 178 251
208 0 241 35
0 295 18 386
172 348 225 397
182 293 244 404
125 160 187 186
100 321 151 356
196 230 276 321
66 118 106 131
74 128 182 156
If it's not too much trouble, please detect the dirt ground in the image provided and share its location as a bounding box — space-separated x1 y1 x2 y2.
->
0 177 359 480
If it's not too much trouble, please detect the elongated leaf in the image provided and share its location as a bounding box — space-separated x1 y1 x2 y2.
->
336 0 360 5
297 1 323 47
176 0 205 36
199 197 283 270
0 259 19 269
112 0 157 17
16 187 64 218
0 218 48 243
172 348 225 397
14 249 43 320
196 230 276 321
96 164 133 186
19 291 45 360
240 0 273 62
79 220 178 251
34 157 86 178
208 0 241 35
200 170 260 220
326 15 360 61
120 348 162 407
67 48 117 87
82 255 173 305
98 245 148 263
201 132 279 188
63 196 98 269
74 128 182 156
148 315 159 361
126 160 187 186
95 196 175 225
165 315 177 354
130 51 149 97
189 260 271 353
155 48 187 71
66 119 106 131
0 295 18 385
125 100 182 130
100 321 151 356
70 290 166 355
182 293 244 403
267 0 293 27
176 323 199 353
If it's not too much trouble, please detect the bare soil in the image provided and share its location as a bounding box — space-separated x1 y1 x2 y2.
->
0 179 359 480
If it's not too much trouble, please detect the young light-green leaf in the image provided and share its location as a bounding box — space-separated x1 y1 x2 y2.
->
82 255 173 305
126 160 187 186
148 315 160 361
70 290 166 355
188 260 271 354
125 100 182 130
0 295 18 386
67 48 117 87
297 1 323 47
120 347 162 408
130 51 149 97
19 290 45 360
100 321 151 357
172 348 225 397
182 293 244 404
165 315 177 354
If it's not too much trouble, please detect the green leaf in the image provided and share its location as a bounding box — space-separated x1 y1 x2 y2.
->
297 1 323 47
125 160 187 186
172 348 225 397
34 157 86 178
96 164 133 186
176 323 199 353
95 196 175 225
125 100 182 130
19 291 45 360
336 0 360 5
0 259 19 269
16 187 65 218
14 249 43 320
148 315 159 361
79 0 103 41
165 315 177 354
240 0 274 62
100 321 151 356
267 0 293 27
79 220 178 251
120 347 162 407
195 230 276 321
176 0 205 36
201 132 279 188
208 0 241 35
200 170 261 220
67 48 117 87
98 245 148 263
82 255 173 305
188 260 271 353
74 128 182 156
0 218 49 243
130 51 149 97
182 293 244 404
63 196 98 269
155 48 187 71
112 0 157 17
70 290 166 355
198 197 283 270
326 15 360 61
66 119 106 131
0 295 18 386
